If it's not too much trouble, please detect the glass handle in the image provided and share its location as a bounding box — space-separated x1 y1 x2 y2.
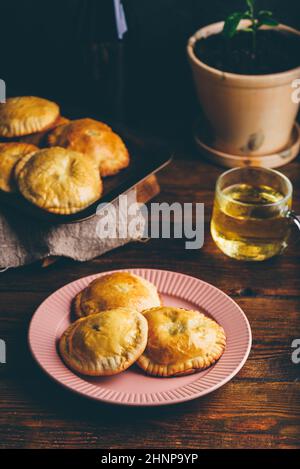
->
288 211 300 232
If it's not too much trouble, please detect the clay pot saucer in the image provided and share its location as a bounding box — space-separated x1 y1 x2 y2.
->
194 118 300 169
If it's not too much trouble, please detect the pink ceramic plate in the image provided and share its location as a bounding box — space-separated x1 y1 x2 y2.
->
29 269 252 406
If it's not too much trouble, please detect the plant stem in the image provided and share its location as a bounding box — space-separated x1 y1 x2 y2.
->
251 15 257 60
252 28 256 60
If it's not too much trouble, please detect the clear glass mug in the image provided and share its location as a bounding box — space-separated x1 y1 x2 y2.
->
210 167 299 261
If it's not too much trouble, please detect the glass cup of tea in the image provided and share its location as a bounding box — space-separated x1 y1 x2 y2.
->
210 167 299 261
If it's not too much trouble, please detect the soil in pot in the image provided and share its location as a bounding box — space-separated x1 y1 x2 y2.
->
194 29 300 75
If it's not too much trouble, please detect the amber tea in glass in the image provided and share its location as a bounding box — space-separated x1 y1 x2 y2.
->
211 167 293 261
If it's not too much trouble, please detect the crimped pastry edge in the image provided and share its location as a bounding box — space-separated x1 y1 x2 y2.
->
15 147 103 214
136 307 226 377
72 272 162 319
59 309 148 376
0 97 60 137
47 119 130 177
0 142 38 192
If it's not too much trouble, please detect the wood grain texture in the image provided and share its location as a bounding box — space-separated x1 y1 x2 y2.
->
0 147 299 449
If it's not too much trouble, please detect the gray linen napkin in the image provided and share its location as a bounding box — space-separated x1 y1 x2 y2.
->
0 189 142 268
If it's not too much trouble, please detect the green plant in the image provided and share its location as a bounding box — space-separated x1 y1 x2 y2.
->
222 0 279 58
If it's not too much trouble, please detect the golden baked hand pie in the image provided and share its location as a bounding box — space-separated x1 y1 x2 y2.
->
48 118 129 177
74 272 161 319
59 307 148 376
137 306 226 377
15 147 103 214
19 116 70 146
0 142 38 192
0 96 60 137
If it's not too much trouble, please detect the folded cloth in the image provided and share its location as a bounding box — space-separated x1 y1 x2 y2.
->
0 189 143 268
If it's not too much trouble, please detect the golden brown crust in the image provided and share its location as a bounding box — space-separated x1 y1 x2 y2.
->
19 116 70 146
15 147 103 214
0 142 38 192
73 290 84 319
13 152 33 180
137 306 226 377
0 96 60 137
47 118 129 177
59 307 148 376
73 272 162 319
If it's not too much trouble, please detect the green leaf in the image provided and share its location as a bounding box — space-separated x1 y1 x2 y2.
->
258 10 274 17
223 12 244 38
257 9 278 28
243 11 252 19
258 10 278 26
259 17 279 26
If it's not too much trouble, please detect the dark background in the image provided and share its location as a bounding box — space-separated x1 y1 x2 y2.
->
0 2 300 450
1 0 299 135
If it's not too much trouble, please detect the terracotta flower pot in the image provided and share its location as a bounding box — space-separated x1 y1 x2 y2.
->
187 21 300 159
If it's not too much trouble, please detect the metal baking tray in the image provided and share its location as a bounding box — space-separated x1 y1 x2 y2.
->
0 127 172 224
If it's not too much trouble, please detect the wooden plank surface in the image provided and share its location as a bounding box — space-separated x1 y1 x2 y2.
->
0 149 299 449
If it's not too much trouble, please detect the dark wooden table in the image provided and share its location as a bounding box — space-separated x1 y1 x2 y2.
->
0 144 299 449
